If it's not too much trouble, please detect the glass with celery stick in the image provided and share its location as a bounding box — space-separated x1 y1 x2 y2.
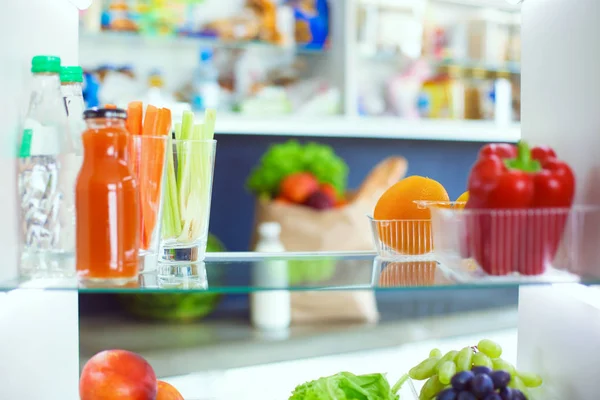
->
159 110 217 264
126 102 171 263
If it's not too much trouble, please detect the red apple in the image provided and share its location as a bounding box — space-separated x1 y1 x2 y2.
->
80 349 157 400
157 381 184 400
273 196 292 205
279 172 319 203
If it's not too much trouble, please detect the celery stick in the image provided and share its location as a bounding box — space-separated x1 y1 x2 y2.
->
162 178 175 238
195 109 216 240
174 123 183 140
174 123 183 194
199 116 212 237
174 122 182 180
178 112 194 189
187 112 215 242
203 109 216 140
177 124 198 230
180 112 194 140
177 124 204 242
164 135 182 238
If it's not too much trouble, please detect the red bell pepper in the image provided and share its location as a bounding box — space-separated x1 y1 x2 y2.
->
478 143 517 160
465 141 575 276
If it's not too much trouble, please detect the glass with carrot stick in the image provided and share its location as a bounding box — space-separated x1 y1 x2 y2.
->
76 107 140 285
127 135 169 257
126 103 171 260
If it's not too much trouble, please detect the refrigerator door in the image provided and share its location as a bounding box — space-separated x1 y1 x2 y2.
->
0 1 81 399
521 0 600 275
0 0 79 281
519 0 600 398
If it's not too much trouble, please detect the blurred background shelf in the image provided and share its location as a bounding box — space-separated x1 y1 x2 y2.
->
77 0 524 252
432 0 522 11
215 115 520 142
80 31 328 55
361 0 521 9
80 0 522 131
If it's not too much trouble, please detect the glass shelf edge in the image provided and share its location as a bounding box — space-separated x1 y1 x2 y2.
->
1 250 598 293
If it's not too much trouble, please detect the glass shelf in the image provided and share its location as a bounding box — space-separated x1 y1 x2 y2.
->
79 31 327 55
2 252 598 293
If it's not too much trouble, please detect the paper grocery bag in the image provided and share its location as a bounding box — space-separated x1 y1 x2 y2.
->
250 157 408 324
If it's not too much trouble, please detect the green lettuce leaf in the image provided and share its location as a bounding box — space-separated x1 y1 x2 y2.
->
289 372 400 400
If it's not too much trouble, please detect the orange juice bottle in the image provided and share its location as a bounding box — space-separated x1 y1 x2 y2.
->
76 107 140 285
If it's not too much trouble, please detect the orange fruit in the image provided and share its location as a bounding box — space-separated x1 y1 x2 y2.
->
373 176 449 255
455 191 469 209
157 380 184 400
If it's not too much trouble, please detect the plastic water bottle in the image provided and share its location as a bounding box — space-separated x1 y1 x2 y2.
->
60 66 86 156
18 56 78 275
251 222 291 331
191 48 220 111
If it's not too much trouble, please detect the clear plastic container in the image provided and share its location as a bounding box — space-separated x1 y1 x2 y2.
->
368 216 435 261
429 203 600 283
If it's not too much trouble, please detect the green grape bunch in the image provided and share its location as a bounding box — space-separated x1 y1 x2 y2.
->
407 339 543 400
246 140 349 198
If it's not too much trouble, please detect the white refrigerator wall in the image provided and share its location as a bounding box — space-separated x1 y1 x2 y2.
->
0 1 80 399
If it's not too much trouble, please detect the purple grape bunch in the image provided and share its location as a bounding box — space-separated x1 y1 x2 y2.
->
435 367 527 400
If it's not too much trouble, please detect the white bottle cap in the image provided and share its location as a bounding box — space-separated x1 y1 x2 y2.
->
258 222 281 239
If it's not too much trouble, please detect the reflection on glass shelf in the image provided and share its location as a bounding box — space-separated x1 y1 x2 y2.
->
2 252 599 293
79 31 327 55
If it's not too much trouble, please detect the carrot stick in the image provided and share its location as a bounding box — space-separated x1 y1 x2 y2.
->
126 102 144 246
127 101 143 135
155 108 172 137
140 104 157 248
142 104 158 136
139 106 171 250
105 104 117 109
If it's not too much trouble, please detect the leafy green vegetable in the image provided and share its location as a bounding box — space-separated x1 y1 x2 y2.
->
117 233 225 321
246 140 348 198
289 372 405 400
287 259 336 285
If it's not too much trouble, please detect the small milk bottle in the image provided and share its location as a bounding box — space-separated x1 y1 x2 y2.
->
251 222 291 330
